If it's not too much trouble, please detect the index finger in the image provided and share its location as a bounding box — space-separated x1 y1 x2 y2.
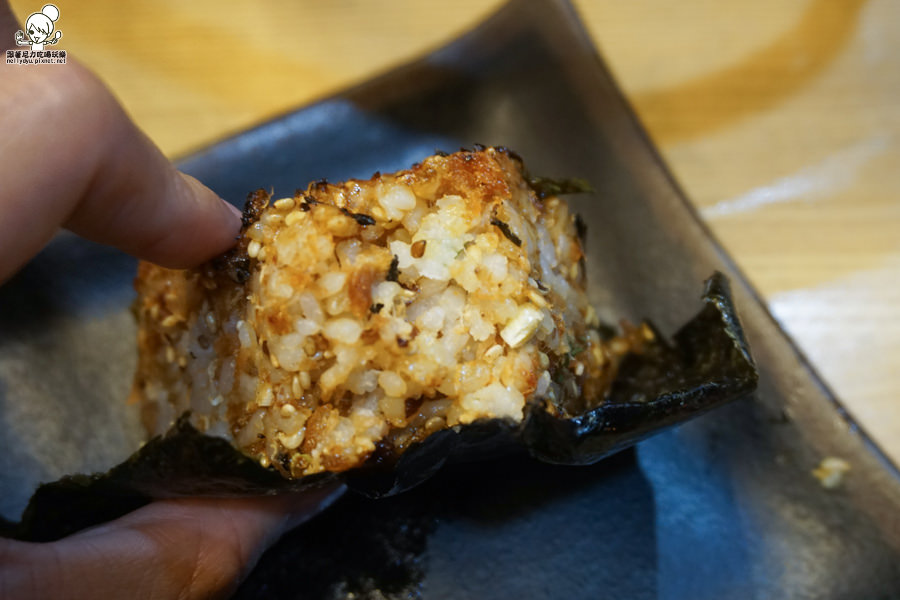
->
0 8 240 281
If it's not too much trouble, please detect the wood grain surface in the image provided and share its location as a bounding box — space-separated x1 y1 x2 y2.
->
8 0 899 464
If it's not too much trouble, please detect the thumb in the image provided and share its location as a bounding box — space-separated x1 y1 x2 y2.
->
1 484 345 600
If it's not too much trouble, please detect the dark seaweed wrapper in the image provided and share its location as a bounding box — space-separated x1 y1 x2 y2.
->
4 272 757 542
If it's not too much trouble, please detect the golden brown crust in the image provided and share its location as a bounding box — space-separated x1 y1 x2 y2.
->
131 147 646 478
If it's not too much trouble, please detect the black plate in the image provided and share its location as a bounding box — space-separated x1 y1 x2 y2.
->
2 0 899 597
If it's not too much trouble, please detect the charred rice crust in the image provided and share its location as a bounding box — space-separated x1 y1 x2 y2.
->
131 147 649 478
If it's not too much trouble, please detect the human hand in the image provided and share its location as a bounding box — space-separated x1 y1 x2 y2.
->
0 3 241 282
1 4 345 598
0 487 345 599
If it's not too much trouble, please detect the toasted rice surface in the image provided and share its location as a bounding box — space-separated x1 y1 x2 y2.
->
131 147 647 478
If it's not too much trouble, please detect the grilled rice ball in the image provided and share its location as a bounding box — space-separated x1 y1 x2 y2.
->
131 147 648 478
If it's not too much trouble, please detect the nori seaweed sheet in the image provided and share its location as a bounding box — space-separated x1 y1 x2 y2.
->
4 272 757 543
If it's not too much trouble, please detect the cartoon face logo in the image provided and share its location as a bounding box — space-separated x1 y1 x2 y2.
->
15 4 62 52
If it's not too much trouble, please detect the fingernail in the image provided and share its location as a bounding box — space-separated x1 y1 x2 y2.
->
225 201 242 222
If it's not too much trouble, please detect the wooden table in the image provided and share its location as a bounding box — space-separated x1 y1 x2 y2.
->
11 0 898 463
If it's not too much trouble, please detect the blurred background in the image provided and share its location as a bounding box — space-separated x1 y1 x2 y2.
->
9 0 899 463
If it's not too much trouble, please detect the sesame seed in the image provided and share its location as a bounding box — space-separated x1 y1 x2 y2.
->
424 416 445 433
410 239 427 258
263 213 284 226
247 240 262 258
247 222 264 242
274 197 295 211
527 290 548 308
378 371 407 397
539 352 550 368
483 344 503 361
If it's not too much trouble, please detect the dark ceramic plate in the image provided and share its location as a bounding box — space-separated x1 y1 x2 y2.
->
2 0 900 597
